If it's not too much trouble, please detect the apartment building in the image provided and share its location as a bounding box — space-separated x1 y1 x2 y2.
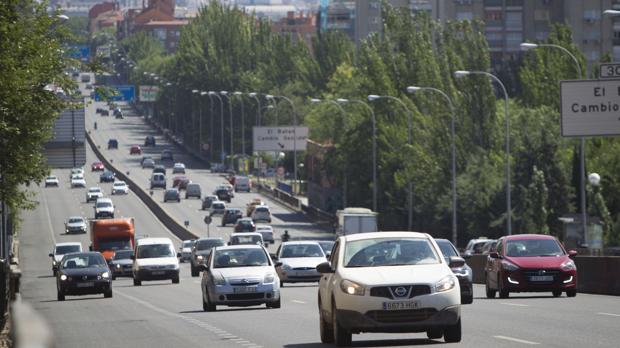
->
323 0 620 71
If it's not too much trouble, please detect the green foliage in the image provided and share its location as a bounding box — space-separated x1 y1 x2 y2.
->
0 0 74 211
64 16 89 44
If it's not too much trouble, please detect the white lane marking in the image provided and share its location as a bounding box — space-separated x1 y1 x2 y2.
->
499 302 529 307
493 336 540 345
40 187 57 244
291 300 306 304
598 312 620 317
115 290 261 346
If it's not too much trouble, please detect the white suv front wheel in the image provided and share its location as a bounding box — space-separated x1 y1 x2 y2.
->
332 303 352 347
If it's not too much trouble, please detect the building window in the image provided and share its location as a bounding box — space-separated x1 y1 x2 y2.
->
583 10 600 22
506 32 523 50
457 11 473 21
505 12 522 30
535 31 549 41
485 10 503 27
485 31 503 47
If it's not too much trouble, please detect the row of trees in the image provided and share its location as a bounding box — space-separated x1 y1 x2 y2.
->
117 1 619 246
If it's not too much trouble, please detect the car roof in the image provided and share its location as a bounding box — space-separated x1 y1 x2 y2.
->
281 241 322 246
342 231 430 242
113 181 126 185
254 205 270 209
136 237 173 246
215 244 264 251
503 234 557 241
256 225 272 230
196 237 224 242
55 242 82 247
67 216 84 220
88 186 101 190
212 201 225 205
231 232 261 236
96 197 112 202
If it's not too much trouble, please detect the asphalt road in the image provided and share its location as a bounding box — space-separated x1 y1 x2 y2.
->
16 91 620 348
85 98 330 248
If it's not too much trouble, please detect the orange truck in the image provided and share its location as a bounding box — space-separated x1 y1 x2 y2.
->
90 218 135 261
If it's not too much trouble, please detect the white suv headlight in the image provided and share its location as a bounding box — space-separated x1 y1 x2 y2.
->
213 273 226 285
340 279 365 296
435 275 457 293
264 273 276 283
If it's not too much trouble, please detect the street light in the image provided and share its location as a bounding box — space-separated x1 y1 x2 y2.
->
455 69 512 235
248 92 262 127
209 91 225 163
337 98 378 212
603 9 620 16
266 94 299 194
191 90 200 149
220 91 233 159
233 92 247 157
520 42 586 238
311 98 349 207
200 91 208 154
368 94 414 231
407 86 458 245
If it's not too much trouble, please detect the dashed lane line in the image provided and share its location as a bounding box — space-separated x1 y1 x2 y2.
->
499 302 529 307
493 335 540 345
291 300 306 304
115 290 262 348
598 312 620 317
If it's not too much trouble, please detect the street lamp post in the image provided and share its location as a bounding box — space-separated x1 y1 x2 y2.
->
165 82 172 131
520 41 586 239
368 94 414 231
407 86 458 245
311 98 348 207
234 92 246 157
266 95 298 194
249 92 262 126
206 92 215 161
337 98 378 212
220 91 234 160
200 91 208 154
191 89 199 149
455 70 511 235
209 91 225 163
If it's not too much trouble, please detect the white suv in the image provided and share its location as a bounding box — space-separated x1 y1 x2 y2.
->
94 197 114 219
316 232 462 346
132 237 180 286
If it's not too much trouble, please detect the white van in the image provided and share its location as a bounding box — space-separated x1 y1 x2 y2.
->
132 237 180 285
234 176 251 192
94 197 114 219
150 173 166 189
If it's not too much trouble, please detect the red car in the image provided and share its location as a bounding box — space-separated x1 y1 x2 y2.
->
172 176 190 190
129 145 142 155
91 162 104 171
485 234 577 299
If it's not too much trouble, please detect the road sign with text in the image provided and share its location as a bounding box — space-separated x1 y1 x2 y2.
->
560 79 620 137
252 126 308 151
600 63 620 79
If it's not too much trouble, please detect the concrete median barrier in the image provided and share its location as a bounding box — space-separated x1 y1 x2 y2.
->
86 131 198 241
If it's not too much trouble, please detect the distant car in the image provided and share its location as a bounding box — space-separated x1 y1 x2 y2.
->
164 188 181 202
114 108 123 119
185 183 201 199
219 183 235 198
91 162 105 171
481 240 498 255
275 241 326 287
172 176 190 190
150 173 166 189
65 216 87 234
172 163 186 174
85 83 93 90
234 217 256 233
141 155 153 165
107 139 118 149
71 175 86 188
210 163 226 173
485 234 578 299
221 208 243 226
255 225 275 245
246 198 264 216
70 168 84 177
56 252 113 301
435 238 473 304
142 158 155 169
86 186 104 202
463 238 492 257
215 188 232 203
201 195 218 210
44 175 59 187
109 250 134 279
228 232 264 247
144 135 156 147
94 198 114 219
129 145 142 155
100 109 109 116
161 150 173 161
234 176 251 192
49 242 83 276
152 165 166 175
179 240 195 263
251 205 271 223
190 238 225 277
201 244 280 311
111 181 129 195
99 170 115 183
209 201 226 215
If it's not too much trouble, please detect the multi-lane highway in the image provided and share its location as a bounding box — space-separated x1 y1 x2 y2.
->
17 98 620 347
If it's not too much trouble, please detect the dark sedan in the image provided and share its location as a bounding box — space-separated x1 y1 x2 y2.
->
164 188 181 202
221 208 242 226
56 252 112 301
435 238 473 304
99 170 115 183
215 188 232 203
190 238 225 277
109 250 134 279
234 218 256 233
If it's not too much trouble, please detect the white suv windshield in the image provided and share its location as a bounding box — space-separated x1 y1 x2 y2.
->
137 244 175 258
344 238 439 267
96 202 112 208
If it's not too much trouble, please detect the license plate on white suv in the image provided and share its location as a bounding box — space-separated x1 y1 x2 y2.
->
383 301 419 310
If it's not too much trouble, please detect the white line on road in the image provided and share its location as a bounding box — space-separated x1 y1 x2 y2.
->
291 300 306 304
598 312 620 317
499 302 530 307
493 336 540 345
